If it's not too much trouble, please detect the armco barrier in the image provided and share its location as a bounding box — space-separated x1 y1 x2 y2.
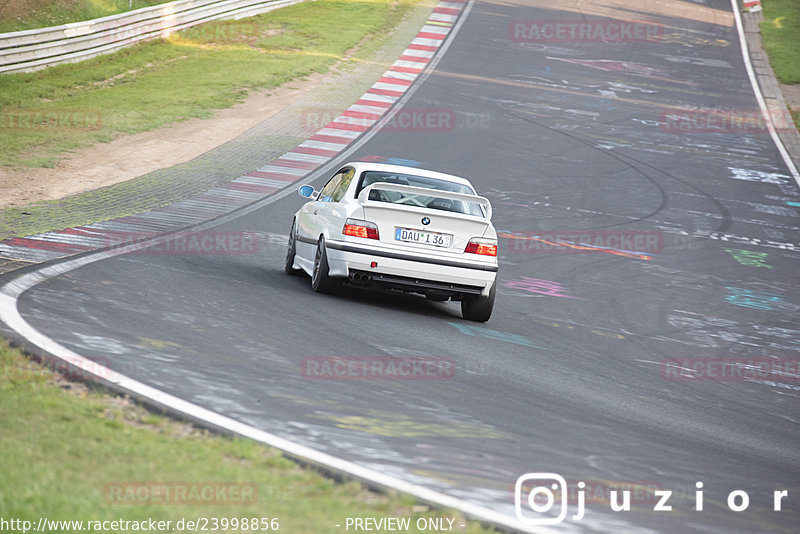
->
0 0 304 74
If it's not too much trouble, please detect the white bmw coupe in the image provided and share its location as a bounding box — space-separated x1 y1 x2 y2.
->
285 162 498 321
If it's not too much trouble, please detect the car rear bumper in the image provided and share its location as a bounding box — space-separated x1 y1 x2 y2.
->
325 240 497 296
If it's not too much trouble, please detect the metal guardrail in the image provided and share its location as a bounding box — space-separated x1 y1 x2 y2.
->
0 0 304 74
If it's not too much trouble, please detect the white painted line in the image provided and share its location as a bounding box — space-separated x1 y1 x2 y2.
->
0 1 551 532
410 37 444 47
393 59 429 70
381 70 418 82
159 202 227 215
297 139 348 151
214 189 263 199
235 177 288 188
399 48 436 58
346 104 391 115
429 13 457 23
276 151 332 164
0 264 543 534
60 227 110 236
127 211 199 221
19 233 97 246
314 127 363 139
355 92 398 105
372 81 409 92
730 0 800 185
0 247 64 262
256 164 308 175
420 25 450 36
76 221 150 232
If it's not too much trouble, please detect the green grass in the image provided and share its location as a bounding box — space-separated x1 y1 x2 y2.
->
0 339 495 533
0 1 173 33
760 0 800 130
760 0 800 84
0 0 417 168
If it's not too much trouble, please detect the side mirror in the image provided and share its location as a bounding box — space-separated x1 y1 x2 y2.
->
298 185 316 198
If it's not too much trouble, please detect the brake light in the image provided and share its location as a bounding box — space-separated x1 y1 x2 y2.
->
343 218 379 240
465 238 497 256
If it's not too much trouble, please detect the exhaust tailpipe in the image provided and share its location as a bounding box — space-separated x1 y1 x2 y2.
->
350 272 372 283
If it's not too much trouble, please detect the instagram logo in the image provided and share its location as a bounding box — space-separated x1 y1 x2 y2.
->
514 473 790 523
515 473 574 525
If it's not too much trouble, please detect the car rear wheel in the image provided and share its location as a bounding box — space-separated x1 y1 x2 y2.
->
461 282 495 322
311 237 337 294
284 220 300 275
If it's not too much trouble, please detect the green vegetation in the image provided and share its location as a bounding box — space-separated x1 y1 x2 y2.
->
0 340 493 533
0 0 417 168
760 0 800 129
0 0 173 33
760 0 800 84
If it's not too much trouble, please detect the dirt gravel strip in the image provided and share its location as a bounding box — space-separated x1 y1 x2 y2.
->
0 1 469 271
0 1 554 533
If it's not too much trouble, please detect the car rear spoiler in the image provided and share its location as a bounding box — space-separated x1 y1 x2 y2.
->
357 182 492 220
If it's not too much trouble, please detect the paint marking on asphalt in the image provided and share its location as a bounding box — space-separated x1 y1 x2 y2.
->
0 3 456 266
729 0 800 186
0 1 552 532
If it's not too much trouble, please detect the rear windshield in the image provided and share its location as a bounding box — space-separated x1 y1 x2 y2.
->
355 171 483 216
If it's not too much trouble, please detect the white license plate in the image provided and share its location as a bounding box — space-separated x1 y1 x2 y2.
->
395 227 452 248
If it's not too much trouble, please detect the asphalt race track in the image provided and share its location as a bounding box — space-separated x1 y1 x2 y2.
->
6 0 800 532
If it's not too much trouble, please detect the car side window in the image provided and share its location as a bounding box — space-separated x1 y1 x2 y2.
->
330 168 355 202
318 170 345 202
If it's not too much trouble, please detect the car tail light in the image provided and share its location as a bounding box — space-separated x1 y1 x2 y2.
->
465 238 497 256
343 218 379 240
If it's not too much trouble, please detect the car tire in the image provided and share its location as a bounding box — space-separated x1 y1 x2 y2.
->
311 237 337 294
461 282 495 322
284 220 300 275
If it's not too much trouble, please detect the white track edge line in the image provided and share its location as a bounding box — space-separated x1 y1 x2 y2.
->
0 0 550 532
730 0 800 186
